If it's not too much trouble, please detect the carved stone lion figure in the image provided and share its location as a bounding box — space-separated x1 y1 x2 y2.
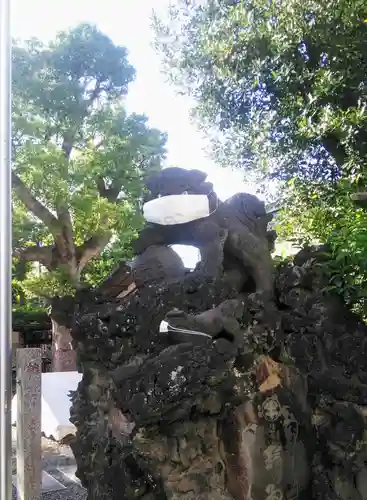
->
134 167 275 294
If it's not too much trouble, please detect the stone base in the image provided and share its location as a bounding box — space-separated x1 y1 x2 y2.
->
12 470 66 494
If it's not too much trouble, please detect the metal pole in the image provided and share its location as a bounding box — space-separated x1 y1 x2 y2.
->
0 0 13 497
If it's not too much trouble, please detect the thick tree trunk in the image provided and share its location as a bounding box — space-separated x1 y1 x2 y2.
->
50 296 77 372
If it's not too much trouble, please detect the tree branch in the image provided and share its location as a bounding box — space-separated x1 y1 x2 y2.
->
61 133 74 162
14 245 54 270
96 176 108 198
76 231 112 272
12 172 79 276
322 134 348 168
96 176 122 202
86 81 101 108
351 192 367 209
12 172 61 235
56 205 76 266
96 156 149 204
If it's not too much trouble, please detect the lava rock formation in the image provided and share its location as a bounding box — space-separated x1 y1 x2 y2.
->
70 168 367 500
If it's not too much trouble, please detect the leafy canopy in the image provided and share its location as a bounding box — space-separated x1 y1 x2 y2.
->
13 23 167 297
155 0 367 313
154 0 367 181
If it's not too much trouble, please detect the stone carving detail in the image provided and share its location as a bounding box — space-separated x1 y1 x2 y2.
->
69 168 367 500
134 167 275 294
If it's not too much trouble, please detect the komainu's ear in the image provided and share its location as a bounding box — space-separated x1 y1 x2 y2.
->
188 169 208 185
145 168 183 193
145 168 208 194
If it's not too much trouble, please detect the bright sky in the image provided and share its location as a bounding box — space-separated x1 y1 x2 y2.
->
11 0 264 267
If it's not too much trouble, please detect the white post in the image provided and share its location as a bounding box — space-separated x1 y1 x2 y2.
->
16 348 42 500
0 0 13 497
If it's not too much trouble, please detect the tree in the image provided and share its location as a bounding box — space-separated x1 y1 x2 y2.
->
13 24 167 370
154 0 367 314
154 0 367 181
274 178 367 316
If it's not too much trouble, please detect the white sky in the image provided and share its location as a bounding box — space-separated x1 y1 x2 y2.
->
11 0 264 267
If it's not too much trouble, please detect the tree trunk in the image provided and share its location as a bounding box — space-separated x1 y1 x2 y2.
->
50 296 77 372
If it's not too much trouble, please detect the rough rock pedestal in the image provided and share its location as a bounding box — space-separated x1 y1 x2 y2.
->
70 169 367 500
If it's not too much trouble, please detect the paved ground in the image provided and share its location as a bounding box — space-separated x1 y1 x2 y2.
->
12 427 87 500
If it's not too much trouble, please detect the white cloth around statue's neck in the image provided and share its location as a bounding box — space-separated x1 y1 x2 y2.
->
143 192 211 225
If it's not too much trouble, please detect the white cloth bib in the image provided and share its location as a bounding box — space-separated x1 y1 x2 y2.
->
143 193 210 225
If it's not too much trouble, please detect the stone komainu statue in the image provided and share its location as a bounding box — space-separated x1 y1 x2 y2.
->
134 167 275 294
69 168 367 500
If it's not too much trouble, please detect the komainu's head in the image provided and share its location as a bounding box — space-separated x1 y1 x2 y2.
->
144 167 213 200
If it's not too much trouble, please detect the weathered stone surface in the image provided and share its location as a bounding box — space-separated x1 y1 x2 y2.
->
70 168 367 500
133 168 274 294
16 348 42 500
